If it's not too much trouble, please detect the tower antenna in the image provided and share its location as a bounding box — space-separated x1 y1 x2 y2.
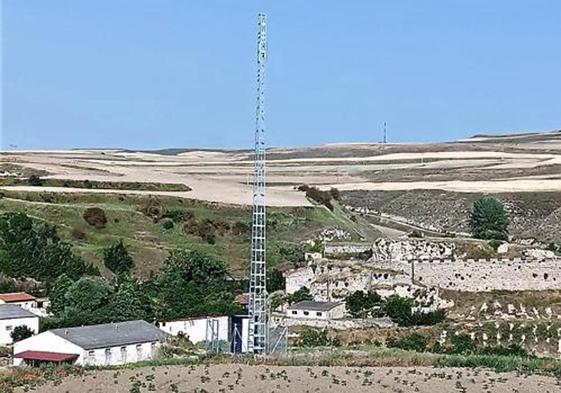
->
383 121 387 144
247 12 268 355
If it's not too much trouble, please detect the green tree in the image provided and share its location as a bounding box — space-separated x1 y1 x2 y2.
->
384 295 414 326
469 197 509 240
0 212 98 281
287 287 313 304
10 325 34 342
164 249 228 283
101 280 147 322
345 290 382 318
267 268 286 292
48 274 75 315
141 249 240 321
102 240 134 275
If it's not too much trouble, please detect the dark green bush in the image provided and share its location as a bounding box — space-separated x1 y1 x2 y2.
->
386 332 429 352
161 218 174 230
345 290 382 318
298 328 340 347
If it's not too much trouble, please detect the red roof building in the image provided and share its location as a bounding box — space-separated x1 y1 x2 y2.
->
14 350 78 364
0 292 36 303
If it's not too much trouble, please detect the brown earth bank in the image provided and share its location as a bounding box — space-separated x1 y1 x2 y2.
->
13 364 561 393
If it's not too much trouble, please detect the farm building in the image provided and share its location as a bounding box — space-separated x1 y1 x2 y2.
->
13 320 167 367
0 292 51 317
0 292 36 309
0 305 39 346
286 301 346 320
158 315 250 353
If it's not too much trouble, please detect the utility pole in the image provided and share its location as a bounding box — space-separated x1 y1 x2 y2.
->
247 13 268 355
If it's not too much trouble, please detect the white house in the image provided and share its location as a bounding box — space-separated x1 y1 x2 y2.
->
0 305 40 346
286 301 346 320
13 320 167 367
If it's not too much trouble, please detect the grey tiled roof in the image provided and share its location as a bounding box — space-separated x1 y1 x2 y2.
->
51 320 167 350
287 301 344 312
0 304 37 320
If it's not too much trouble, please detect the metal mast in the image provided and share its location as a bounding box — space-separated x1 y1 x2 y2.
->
383 121 387 144
248 12 268 355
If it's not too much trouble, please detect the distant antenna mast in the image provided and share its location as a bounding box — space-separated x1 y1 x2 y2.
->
247 12 268 355
383 121 387 144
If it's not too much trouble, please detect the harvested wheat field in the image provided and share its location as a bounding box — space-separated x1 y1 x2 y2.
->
18 364 561 393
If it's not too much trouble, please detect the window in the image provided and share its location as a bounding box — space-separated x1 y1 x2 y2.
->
104 348 112 365
291 310 297 315
86 350 95 365
316 312 323 317
136 344 143 359
5 326 12 331
150 343 156 357
120 346 127 362
303 311 309 316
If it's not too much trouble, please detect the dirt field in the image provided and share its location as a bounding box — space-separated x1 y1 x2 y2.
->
16 364 561 393
2 131 561 207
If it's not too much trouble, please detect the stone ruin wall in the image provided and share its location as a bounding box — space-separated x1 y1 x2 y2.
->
285 264 410 298
370 258 561 292
324 239 457 261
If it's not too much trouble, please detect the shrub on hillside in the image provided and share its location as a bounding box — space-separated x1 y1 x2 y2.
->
161 218 174 230
71 228 87 241
82 207 107 229
102 239 134 275
386 332 428 352
297 184 335 210
383 295 446 326
27 175 44 186
139 197 167 220
231 221 251 236
298 328 340 347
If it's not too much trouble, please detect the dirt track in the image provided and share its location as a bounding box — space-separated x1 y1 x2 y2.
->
18 364 561 393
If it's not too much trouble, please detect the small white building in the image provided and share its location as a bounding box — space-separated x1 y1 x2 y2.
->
158 316 230 343
158 315 250 354
13 320 167 367
0 305 40 346
286 301 346 320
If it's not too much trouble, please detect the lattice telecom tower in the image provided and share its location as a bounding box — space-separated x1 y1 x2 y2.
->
247 13 268 355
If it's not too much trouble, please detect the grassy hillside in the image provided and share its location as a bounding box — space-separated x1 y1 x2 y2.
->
0 190 380 277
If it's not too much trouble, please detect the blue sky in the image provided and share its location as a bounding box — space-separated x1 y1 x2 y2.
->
2 1 560 150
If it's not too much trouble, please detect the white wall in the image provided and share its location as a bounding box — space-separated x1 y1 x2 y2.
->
13 331 161 367
286 304 346 320
158 316 229 343
0 316 39 346
82 341 159 366
13 331 83 366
